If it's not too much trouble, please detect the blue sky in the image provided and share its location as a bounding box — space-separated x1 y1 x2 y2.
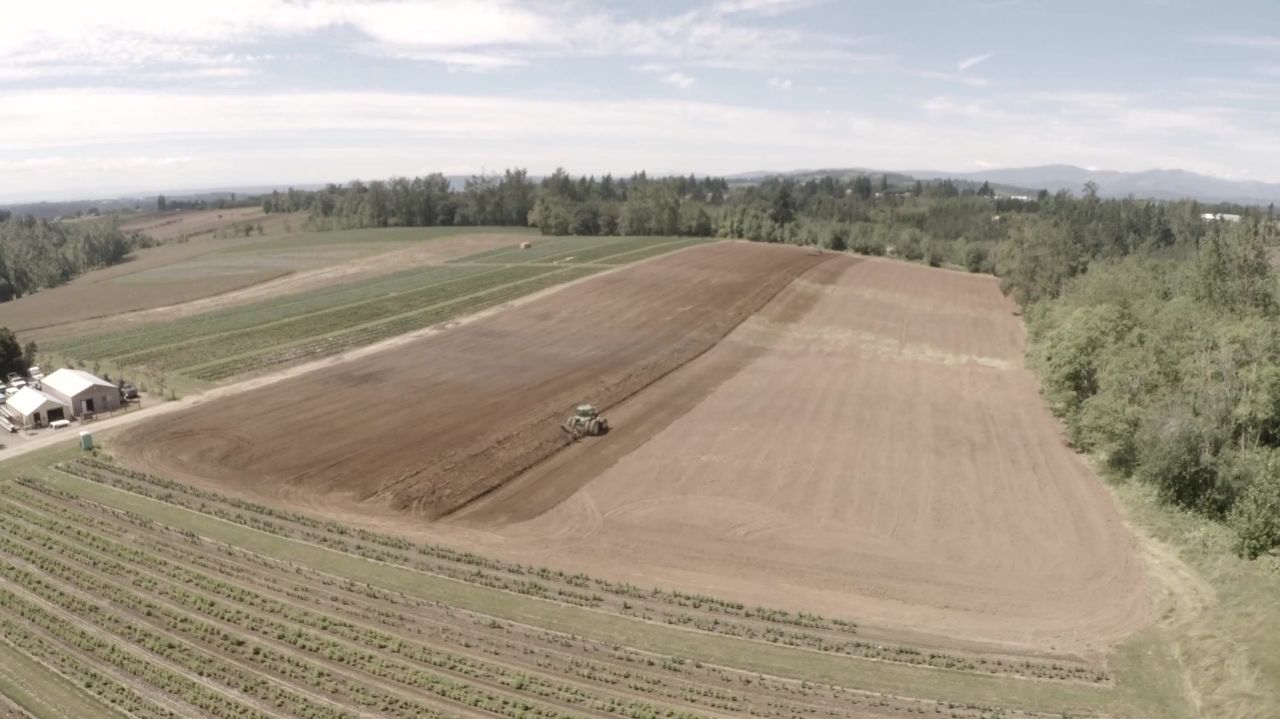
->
2 0 1279 201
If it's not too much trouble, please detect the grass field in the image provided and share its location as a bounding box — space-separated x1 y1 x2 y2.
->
2 217 535 339
45 235 706 394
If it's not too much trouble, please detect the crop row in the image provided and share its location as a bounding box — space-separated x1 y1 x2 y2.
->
0 517 568 719
55 264 495 361
56 458 1108 684
599 239 709 265
0 575 286 719
531 237 684 265
4 479 1046 719
0 491 718 719
450 236 612 265
0 616 174 719
185 266 601 382
110 264 562 372
1 485 781 718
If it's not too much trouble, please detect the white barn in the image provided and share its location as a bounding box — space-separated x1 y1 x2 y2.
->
41 369 120 417
2 387 68 428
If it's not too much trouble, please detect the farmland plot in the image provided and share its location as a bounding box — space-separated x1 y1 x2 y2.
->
115 243 823 517
49 235 704 388
0 451 1120 718
459 256 1149 658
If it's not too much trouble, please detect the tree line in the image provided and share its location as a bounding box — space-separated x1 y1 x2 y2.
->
0 216 153 302
1023 217 1280 558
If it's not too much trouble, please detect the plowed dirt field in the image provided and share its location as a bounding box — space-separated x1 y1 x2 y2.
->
454 255 1150 656
118 242 828 518
118 246 1148 659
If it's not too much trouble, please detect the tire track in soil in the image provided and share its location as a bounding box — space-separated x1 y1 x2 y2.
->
119 243 833 521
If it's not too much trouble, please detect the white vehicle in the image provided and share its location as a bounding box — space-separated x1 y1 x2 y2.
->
28 366 43 381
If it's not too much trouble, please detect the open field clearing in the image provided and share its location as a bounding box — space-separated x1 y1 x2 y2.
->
2 219 532 339
48 234 707 392
114 241 809 517
453 257 1149 658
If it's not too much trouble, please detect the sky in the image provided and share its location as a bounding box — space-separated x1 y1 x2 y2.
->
2 0 1279 201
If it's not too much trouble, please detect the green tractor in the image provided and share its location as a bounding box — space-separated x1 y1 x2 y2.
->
561 404 609 439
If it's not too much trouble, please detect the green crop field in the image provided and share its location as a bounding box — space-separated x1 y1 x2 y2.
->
0 445 1204 719
48 235 708 394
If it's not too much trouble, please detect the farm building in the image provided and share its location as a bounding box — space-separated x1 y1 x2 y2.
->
2 387 68 428
41 369 120 417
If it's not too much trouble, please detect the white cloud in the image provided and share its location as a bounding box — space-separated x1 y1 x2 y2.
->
768 77 793 90
1191 34 1280 50
0 0 882 77
712 0 822 16
957 52 992 72
2 87 1278 201
661 72 697 89
914 70 992 87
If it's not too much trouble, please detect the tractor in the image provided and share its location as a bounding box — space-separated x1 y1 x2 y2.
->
561 404 609 439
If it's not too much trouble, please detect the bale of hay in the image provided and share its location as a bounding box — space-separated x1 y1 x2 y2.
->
520 241 533 249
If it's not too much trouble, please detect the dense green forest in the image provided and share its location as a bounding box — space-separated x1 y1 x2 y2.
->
1027 218 1280 558
0 216 151 301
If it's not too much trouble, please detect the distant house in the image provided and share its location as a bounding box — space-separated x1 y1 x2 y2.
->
41 369 120 417
1201 213 1242 223
2 387 68 428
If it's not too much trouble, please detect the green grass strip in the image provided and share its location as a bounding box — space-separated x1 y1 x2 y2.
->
0 636 128 719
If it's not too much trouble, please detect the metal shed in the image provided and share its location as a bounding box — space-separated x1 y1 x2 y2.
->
2 386 68 428
40 369 120 417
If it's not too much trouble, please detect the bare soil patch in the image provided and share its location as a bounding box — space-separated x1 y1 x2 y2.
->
120 207 269 242
114 248 1148 662
456 257 1150 657
117 243 828 519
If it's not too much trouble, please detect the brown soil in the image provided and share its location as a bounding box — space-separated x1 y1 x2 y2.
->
120 207 270 242
117 242 829 519
454 257 1150 656
116 248 1149 660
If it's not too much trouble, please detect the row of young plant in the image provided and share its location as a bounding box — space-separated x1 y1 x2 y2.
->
5 479 1053 719
596 239 709 266
110 263 565 372
0 617 176 719
52 262 495 362
530 237 697 266
60 458 1106 683
8 483 799 719
449 235 625 264
185 266 602 382
0 485 724 719
0 503 597 719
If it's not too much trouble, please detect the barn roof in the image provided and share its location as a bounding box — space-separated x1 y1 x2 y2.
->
42 368 114 397
6 387 66 417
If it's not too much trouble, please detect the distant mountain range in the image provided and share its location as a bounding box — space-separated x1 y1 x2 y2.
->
731 165 1280 207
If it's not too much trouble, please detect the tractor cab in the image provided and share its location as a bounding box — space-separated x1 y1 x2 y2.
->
562 404 609 439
